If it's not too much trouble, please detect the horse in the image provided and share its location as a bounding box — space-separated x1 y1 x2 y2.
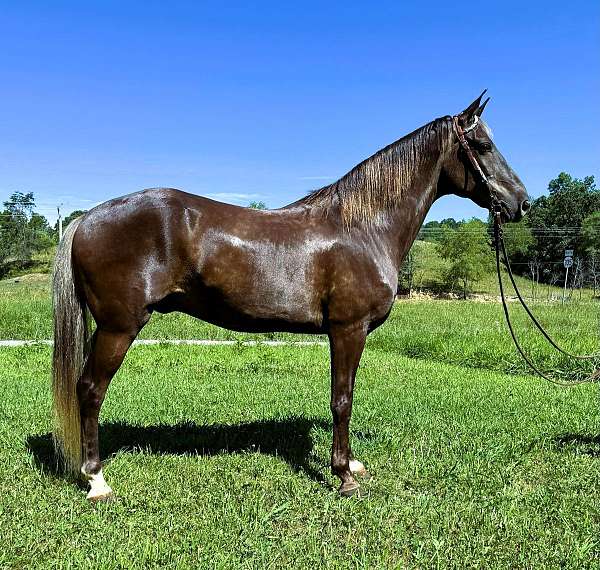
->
52 92 530 500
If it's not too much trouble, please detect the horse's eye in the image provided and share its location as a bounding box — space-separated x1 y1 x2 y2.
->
475 141 492 154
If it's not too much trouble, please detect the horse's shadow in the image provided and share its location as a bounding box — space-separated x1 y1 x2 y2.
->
26 416 332 484
553 433 600 457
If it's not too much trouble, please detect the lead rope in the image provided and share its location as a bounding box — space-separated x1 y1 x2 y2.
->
499 232 600 361
452 113 600 385
493 212 600 386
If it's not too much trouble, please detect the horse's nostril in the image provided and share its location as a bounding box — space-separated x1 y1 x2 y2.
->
521 200 531 213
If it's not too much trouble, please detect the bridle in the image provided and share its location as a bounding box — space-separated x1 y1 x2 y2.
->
452 115 488 184
451 115 600 386
452 114 501 216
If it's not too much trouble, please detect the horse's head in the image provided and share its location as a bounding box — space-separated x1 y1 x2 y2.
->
441 92 530 222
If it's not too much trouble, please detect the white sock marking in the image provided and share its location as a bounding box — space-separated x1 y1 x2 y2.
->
82 469 113 500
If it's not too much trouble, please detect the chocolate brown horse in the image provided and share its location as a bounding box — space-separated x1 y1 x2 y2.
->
52 93 529 500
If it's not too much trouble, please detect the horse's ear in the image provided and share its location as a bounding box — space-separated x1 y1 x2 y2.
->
476 96 490 117
458 90 487 125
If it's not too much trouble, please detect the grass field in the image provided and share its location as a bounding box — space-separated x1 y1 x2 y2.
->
2 274 600 567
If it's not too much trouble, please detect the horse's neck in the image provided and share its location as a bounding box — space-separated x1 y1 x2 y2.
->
293 121 449 267
369 153 445 269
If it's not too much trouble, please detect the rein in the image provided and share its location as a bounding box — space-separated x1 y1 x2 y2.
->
452 115 600 386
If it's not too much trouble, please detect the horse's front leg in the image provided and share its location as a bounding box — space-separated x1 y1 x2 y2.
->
328 324 367 496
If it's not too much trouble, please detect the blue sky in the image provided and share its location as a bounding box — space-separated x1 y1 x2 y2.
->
1 1 598 224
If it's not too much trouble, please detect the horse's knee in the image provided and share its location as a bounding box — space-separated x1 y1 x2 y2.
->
330 395 351 421
331 454 348 475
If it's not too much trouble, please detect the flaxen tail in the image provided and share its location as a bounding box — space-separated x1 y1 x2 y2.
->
52 217 90 476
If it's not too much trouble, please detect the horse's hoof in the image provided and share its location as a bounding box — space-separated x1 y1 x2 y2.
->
86 489 114 503
338 481 360 497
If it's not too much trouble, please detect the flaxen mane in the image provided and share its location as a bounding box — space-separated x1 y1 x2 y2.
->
297 117 451 226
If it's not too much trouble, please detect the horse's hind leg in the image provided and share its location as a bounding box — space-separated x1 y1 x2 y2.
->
77 328 138 501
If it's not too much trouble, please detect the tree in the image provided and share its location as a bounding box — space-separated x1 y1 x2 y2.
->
581 211 600 256
527 258 541 299
418 220 440 242
501 220 534 258
571 256 585 300
248 201 267 210
438 219 493 299
546 173 598 226
419 218 463 243
439 218 461 230
587 255 600 297
527 173 599 274
29 212 54 250
398 241 429 296
399 248 416 296
0 192 53 270
545 268 562 301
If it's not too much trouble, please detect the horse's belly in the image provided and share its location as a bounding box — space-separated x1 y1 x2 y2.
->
182 236 326 332
222 275 323 329
154 270 324 334
181 289 324 334
196 308 325 334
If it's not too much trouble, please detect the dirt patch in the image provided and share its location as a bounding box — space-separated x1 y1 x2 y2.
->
2 272 49 284
396 291 517 303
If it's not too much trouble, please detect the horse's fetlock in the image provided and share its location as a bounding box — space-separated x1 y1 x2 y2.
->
331 456 349 475
81 460 101 478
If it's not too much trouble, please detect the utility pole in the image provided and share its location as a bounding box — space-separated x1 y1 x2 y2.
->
57 205 63 242
562 265 569 304
562 249 573 304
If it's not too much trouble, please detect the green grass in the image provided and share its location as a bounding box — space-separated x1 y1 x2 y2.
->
1 345 600 567
0 246 56 279
2 273 600 566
